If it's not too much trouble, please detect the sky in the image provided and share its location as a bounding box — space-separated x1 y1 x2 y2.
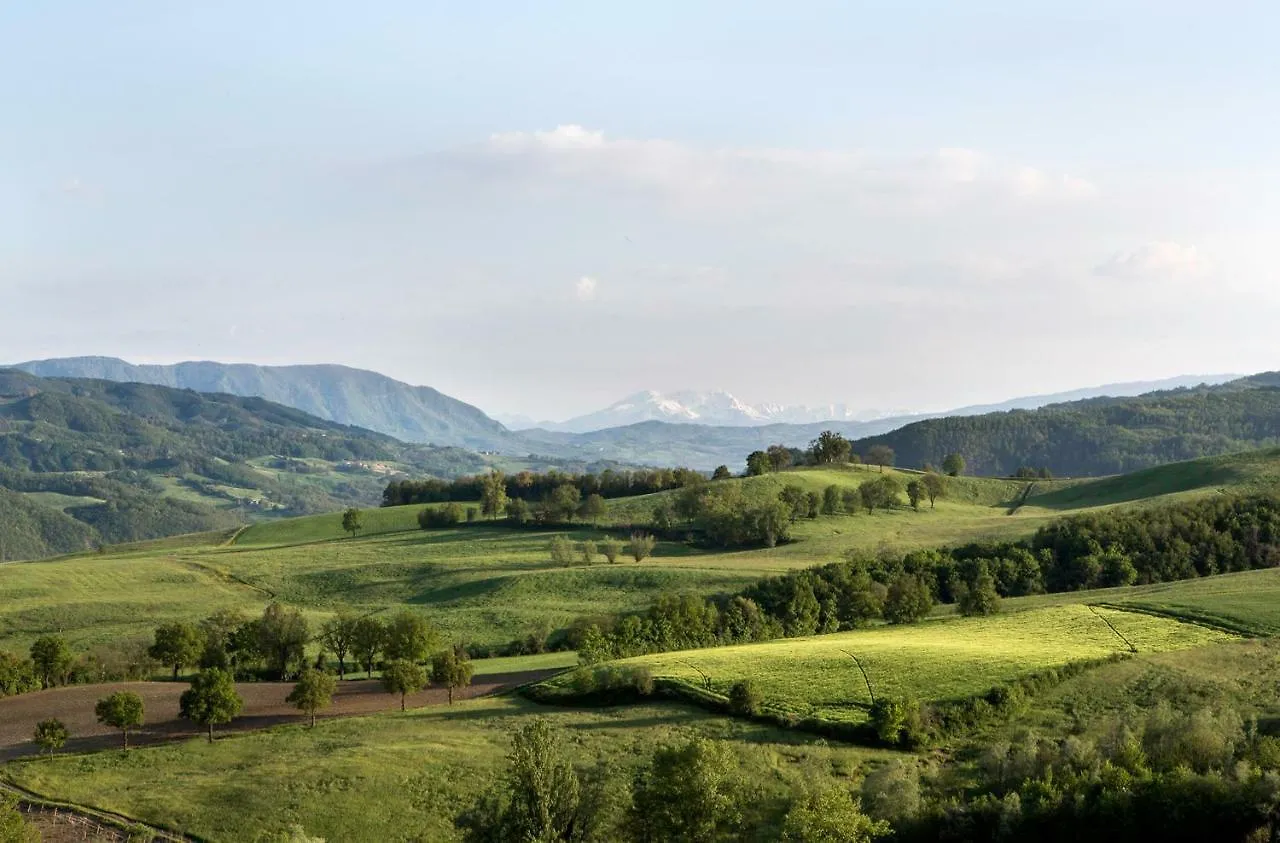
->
4 1 1280 421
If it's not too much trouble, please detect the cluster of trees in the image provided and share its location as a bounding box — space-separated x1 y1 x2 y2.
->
457 718 888 842
547 534 655 566
383 466 706 508
649 472 949 551
902 702 1280 841
744 436 902 476
413 474 612 528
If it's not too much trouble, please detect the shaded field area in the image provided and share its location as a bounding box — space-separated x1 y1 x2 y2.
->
0 670 556 762
572 606 1233 724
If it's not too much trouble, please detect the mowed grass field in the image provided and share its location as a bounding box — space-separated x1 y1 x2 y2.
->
578 606 1234 724
1 696 898 843
5 449 1280 657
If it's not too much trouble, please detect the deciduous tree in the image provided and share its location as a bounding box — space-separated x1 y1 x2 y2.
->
180 668 243 742
866 445 895 472
258 603 310 679
33 717 69 755
95 691 145 749
712 465 732 480
810 430 853 464
921 472 946 509
745 451 771 476
600 536 622 564
342 507 363 538
781 786 888 842
382 659 427 710
821 485 843 515
942 453 966 477
149 621 204 680
578 493 607 524
351 616 386 679
319 612 358 679
628 737 743 841
481 471 509 520
383 610 439 664
30 635 72 689
431 646 475 704
287 667 338 727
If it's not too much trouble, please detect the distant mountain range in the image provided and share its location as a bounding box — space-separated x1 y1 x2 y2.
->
15 357 513 451
9 357 1242 470
504 376 1239 433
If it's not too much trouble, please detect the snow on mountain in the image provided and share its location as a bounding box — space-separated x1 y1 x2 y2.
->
543 390 907 433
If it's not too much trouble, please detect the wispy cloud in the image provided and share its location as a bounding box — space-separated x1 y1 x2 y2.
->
469 125 1099 215
1095 241 1203 280
575 275 598 301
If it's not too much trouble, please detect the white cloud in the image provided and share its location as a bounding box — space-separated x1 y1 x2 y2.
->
472 125 1098 214
576 275 598 300
1095 241 1204 280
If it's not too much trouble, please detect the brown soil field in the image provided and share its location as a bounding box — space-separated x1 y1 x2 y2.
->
0 670 554 762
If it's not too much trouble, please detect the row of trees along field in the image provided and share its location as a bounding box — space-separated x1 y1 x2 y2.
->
0 603 475 707
562 492 1280 663
382 466 704 507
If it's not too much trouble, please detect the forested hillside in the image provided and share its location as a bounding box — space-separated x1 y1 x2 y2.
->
0 370 627 560
853 377 1280 476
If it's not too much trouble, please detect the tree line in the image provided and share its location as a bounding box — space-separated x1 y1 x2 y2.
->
562 491 1280 666
383 466 705 508
0 602 475 711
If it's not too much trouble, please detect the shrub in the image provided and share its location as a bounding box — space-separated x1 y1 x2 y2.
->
629 533 656 562
728 679 762 716
549 535 575 566
600 536 622 563
579 539 597 566
869 697 927 747
418 503 465 529
884 574 934 624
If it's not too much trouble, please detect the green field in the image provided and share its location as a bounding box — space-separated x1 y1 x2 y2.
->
1 697 897 842
552 606 1232 723
6 451 1280 658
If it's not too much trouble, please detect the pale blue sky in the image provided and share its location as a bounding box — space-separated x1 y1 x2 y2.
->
4 2 1280 419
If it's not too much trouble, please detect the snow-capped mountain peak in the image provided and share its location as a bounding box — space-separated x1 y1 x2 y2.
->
539 390 900 433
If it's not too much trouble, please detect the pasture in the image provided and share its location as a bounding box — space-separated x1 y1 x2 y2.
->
581 606 1233 724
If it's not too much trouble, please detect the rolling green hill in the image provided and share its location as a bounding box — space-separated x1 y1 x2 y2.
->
7 449 1280 657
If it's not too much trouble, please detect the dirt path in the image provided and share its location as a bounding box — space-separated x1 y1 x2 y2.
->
0 670 554 762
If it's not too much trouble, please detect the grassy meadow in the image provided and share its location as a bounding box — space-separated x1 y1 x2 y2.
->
548 605 1233 724
2 696 899 842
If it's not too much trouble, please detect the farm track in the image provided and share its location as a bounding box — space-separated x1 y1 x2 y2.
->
0 669 558 763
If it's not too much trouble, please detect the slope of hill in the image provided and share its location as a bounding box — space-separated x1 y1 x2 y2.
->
13 357 513 450
853 378 1280 477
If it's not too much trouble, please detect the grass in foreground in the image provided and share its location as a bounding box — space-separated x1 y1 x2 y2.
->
580 606 1233 724
2 697 897 843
